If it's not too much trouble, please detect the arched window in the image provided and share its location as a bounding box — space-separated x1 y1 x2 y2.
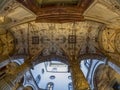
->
68 82 73 90
35 75 41 84
46 82 54 90
84 60 91 69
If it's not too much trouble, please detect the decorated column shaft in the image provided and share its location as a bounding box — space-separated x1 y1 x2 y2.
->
0 63 19 90
0 51 40 90
9 52 40 80
69 56 89 90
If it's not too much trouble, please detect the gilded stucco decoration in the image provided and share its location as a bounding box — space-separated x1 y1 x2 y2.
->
0 0 120 90
99 27 120 67
10 21 102 57
0 28 15 62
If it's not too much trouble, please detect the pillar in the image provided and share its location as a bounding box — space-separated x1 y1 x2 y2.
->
16 78 24 90
69 56 90 90
0 52 39 90
0 62 21 90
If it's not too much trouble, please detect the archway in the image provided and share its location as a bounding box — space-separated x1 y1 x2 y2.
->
31 57 73 90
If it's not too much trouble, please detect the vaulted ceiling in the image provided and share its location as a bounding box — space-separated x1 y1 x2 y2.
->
0 0 120 66
10 21 102 56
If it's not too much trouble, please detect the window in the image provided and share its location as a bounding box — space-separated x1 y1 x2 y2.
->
68 82 73 90
35 75 41 84
84 60 90 69
47 82 54 90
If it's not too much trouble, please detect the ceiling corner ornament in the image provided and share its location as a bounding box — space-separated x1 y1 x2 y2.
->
16 0 94 22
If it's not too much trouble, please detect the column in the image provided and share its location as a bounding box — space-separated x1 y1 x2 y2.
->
16 78 24 90
0 62 21 90
69 56 90 90
0 52 39 90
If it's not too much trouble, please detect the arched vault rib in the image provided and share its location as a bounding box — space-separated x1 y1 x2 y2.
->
35 54 69 66
79 54 105 62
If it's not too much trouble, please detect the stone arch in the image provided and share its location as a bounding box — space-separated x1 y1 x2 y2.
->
30 56 72 90
79 54 105 63
33 54 69 67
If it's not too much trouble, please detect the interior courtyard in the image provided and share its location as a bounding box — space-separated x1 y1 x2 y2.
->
0 0 120 90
